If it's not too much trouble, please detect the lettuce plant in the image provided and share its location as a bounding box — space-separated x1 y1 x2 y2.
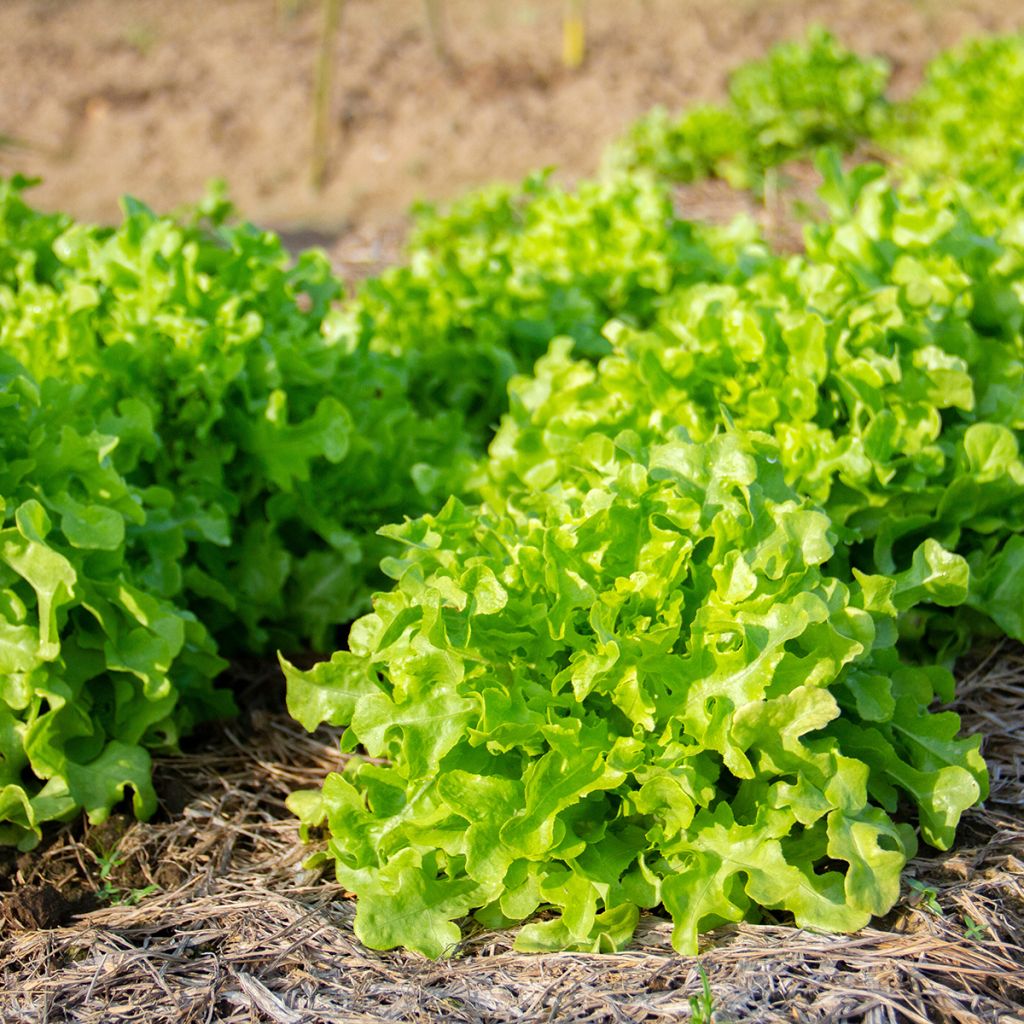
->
0 355 230 850
610 29 1024 203
727 27 889 167
608 28 890 187
881 34 1024 183
285 432 985 957
342 172 768 436
485 153 1024 655
604 105 751 187
0 179 473 844
0 178 473 653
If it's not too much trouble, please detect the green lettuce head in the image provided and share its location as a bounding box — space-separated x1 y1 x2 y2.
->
286 430 985 957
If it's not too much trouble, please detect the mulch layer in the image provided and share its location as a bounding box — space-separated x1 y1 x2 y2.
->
1 642 1022 1024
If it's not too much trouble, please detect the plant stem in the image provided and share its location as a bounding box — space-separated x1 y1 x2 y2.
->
311 0 343 191
424 0 453 68
562 0 586 70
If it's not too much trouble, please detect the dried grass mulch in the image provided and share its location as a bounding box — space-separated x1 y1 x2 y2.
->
1 643 1022 1024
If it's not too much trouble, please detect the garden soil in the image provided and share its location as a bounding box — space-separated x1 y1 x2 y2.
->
3 0 1024 251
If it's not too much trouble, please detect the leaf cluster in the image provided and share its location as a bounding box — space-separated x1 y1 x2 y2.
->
610 28 1024 199
4 28 1020 960
342 173 768 436
879 34 1024 185
286 432 985 957
0 354 229 849
492 156 1024 656
607 28 890 186
0 177 474 844
0 178 474 656
284 35 1024 957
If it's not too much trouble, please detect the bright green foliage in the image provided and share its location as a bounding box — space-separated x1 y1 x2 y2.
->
484 154 1024 654
608 28 890 186
0 169 759 846
0 176 477 843
341 172 767 435
604 106 752 188
0 354 230 850
800 160 1024 648
727 28 889 164
3 26 1015 961
610 29 1024 199
882 34 1024 181
286 433 985 957
284 34 1024 958
0 178 473 653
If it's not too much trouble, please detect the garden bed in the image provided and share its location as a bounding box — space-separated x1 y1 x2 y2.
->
2 644 1021 1023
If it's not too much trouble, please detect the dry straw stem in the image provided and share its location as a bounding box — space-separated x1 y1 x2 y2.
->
310 0 343 191
1 643 1023 1024
563 0 586 70
423 0 455 70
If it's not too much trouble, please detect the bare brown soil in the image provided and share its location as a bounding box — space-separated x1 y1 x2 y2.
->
3 0 1024 242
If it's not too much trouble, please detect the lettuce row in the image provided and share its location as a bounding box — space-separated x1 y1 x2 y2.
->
341 172 769 436
479 156 1024 655
0 169 762 843
285 432 986 957
0 178 474 653
0 355 230 850
878 34 1024 185
606 27 890 186
1 36 1016 944
282 37 1022 957
609 29 1024 196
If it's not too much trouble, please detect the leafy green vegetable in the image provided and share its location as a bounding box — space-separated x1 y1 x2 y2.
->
342 172 768 436
0 353 230 850
880 34 1024 183
0 176 479 844
608 27 890 187
609 28 1024 207
604 105 752 187
0 177 473 653
286 433 985 957
482 153 1024 654
727 27 889 167
5 30 1018 968
284 32 1024 958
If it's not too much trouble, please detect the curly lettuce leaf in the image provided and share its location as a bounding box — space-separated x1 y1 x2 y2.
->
288 433 984 957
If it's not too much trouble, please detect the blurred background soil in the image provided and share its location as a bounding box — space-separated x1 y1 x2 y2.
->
3 0 1024 242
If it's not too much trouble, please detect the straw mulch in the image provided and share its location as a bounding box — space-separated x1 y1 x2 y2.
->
1 643 1022 1024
